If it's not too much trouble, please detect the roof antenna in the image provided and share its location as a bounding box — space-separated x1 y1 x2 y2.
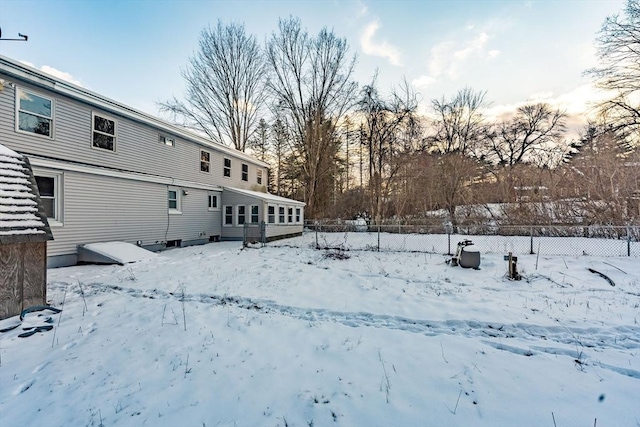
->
0 27 29 42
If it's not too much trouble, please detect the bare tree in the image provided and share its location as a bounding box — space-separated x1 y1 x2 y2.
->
487 103 566 167
586 0 640 150
160 21 267 151
429 87 488 155
266 17 357 217
358 74 418 223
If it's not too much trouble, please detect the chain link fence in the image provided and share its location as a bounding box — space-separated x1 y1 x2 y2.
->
267 223 639 257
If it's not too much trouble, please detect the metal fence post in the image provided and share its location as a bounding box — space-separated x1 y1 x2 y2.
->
315 225 319 249
377 225 381 252
261 221 266 246
243 223 247 247
628 226 631 257
448 231 451 255
530 227 534 254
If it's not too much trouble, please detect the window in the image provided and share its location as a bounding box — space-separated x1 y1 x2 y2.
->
223 158 231 178
92 113 116 151
159 135 175 146
224 206 233 225
208 193 219 211
237 205 246 225
242 163 248 181
168 186 181 213
279 206 285 223
200 150 211 173
268 205 275 224
257 169 263 185
288 207 293 223
16 88 54 138
295 208 301 223
250 205 259 223
34 172 62 224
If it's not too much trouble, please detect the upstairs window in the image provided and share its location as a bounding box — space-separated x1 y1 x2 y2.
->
17 88 53 138
242 163 248 181
159 135 175 146
200 150 211 173
92 113 116 152
223 158 231 178
257 169 263 185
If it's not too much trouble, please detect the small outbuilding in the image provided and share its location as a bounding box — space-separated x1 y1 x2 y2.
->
0 144 53 320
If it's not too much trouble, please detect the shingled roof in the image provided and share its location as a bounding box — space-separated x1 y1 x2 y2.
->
0 144 53 244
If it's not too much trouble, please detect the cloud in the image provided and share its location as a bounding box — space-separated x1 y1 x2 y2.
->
355 0 368 17
19 60 84 87
412 75 437 89
40 65 84 87
425 31 498 81
360 21 402 66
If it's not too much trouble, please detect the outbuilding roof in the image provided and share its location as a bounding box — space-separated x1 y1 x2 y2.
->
0 144 53 244
223 187 306 207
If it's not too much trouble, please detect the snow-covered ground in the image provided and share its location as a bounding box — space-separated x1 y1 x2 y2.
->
1 240 639 426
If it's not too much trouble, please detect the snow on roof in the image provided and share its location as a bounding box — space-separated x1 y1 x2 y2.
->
224 187 306 206
0 145 52 243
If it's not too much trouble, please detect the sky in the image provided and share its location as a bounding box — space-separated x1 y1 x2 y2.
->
0 0 627 138
0 239 638 426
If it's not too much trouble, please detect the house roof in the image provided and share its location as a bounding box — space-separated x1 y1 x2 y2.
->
0 55 269 169
0 144 53 244
224 187 306 207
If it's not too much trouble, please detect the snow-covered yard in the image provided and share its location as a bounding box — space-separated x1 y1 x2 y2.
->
1 241 639 426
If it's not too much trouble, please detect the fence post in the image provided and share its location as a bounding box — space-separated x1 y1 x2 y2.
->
530 227 534 254
628 226 631 257
377 225 381 252
261 221 266 246
315 224 319 249
243 223 247 247
448 231 451 255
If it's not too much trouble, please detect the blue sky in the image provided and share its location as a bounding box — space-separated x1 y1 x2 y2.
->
0 0 626 129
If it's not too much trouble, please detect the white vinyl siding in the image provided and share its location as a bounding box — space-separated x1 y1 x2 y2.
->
16 87 54 139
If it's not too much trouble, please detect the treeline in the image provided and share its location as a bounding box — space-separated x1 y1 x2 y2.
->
161 2 639 226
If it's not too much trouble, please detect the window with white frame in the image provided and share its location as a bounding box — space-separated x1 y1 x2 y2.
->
16 88 54 138
241 163 248 181
257 169 263 185
223 158 231 177
295 207 301 223
224 206 233 225
237 205 246 225
159 135 175 146
279 206 285 223
250 205 259 223
34 172 62 224
200 150 211 173
268 205 275 224
168 186 181 213
92 113 116 151
288 207 293 223
208 192 219 211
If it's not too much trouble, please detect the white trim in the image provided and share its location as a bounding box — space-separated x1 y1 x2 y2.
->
236 204 247 226
250 204 260 224
0 56 270 169
168 186 181 214
267 204 276 224
28 157 223 191
15 86 55 140
32 167 63 227
91 111 117 153
207 192 220 211
223 186 305 207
